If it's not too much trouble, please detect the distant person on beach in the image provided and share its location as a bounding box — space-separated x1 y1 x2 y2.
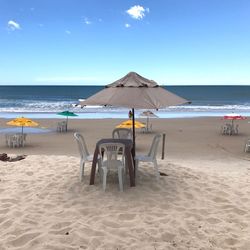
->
128 110 133 119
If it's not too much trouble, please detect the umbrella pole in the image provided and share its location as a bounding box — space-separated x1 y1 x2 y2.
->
66 116 68 131
132 108 136 168
147 117 149 132
22 126 23 135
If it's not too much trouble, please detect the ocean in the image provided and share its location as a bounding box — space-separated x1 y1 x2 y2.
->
1 85 250 119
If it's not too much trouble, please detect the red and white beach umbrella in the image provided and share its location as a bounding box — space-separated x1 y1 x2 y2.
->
223 113 247 120
223 113 247 126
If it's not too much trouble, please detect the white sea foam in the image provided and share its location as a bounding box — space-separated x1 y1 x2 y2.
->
1 98 250 119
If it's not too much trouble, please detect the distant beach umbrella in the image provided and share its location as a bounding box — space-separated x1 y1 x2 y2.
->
80 71 189 178
139 110 158 131
57 111 78 131
116 120 145 129
223 113 246 125
7 117 39 135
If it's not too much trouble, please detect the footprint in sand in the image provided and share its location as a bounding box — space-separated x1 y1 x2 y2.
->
224 237 239 246
231 207 247 216
49 227 72 235
0 219 13 230
102 220 121 228
50 221 72 230
183 192 194 200
118 213 136 221
8 232 41 247
206 217 221 224
161 231 176 242
25 171 34 176
212 196 229 203
0 208 9 214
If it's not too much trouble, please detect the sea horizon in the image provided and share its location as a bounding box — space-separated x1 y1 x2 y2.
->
1 85 250 119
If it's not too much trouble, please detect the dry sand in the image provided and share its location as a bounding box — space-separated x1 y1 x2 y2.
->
1 117 250 249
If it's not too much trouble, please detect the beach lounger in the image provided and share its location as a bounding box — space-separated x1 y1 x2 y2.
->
135 134 161 180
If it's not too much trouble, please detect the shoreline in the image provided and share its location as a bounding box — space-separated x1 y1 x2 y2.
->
1 111 250 120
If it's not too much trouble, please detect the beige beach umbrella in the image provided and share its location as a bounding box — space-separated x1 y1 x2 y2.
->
139 110 158 131
80 72 189 164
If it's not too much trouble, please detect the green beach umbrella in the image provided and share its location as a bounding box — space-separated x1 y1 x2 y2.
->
57 111 78 131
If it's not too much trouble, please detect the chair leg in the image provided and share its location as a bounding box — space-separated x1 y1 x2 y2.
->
118 166 124 192
97 158 102 180
102 167 108 191
80 160 85 182
153 160 160 180
135 159 139 179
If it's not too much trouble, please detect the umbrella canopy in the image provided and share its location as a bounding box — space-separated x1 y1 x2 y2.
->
223 113 246 120
57 111 78 117
7 117 39 134
57 111 78 131
80 71 189 166
140 110 159 118
116 120 145 129
80 72 187 109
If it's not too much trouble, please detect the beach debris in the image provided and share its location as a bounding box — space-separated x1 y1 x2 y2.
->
159 171 168 176
0 153 27 162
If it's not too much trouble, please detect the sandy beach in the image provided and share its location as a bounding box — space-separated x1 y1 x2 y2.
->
1 117 250 249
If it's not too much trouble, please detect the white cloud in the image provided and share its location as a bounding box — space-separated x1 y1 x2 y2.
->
126 5 149 20
65 30 71 35
125 23 131 28
7 20 21 30
84 17 91 25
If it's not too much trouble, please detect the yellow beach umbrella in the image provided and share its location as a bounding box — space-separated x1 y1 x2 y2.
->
116 120 145 129
7 117 39 134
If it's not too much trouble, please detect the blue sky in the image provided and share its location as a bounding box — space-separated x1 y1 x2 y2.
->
0 0 250 85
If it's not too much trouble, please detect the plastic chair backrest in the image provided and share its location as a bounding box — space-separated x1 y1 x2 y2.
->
148 134 161 159
74 133 90 160
112 128 132 140
99 143 125 165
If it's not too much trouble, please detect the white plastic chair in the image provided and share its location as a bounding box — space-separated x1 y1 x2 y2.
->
99 142 125 191
244 138 250 152
135 134 161 180
233 124 239 135
17 133 26 147
74 132 94 182
5 133 25 148
57 121 67 132
112 128 132 140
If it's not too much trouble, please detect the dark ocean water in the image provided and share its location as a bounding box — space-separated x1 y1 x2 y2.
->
1 85 250 118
